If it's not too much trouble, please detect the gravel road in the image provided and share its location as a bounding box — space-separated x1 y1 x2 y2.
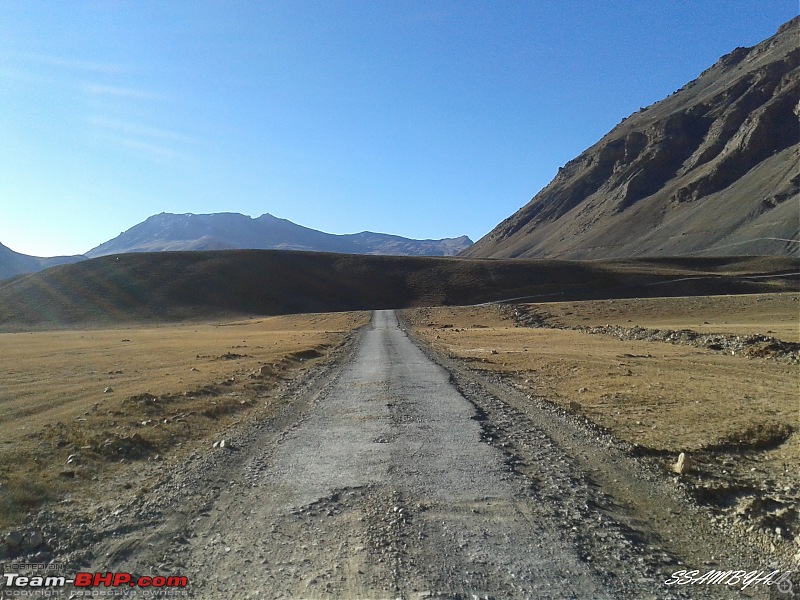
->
69 310 779 599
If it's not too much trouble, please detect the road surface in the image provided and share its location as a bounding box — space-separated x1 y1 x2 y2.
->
84 310 759 599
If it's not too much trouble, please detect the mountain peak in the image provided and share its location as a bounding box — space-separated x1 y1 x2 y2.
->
85 212 472 258
464 16 800 259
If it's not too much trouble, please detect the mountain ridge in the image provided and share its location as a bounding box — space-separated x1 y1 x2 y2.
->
0 242 84 281
0 213 473 280
463 16 800 260
1 250 795 329
86 212 473 258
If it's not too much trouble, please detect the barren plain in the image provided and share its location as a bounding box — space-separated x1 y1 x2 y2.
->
0 311 369 527
405 293 799 571
0 295 797 599
406 293 798 452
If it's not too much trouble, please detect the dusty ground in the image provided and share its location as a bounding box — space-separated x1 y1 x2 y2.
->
525 293 800 342
406 296 798 453
143 311 652 598
0 311 369 528
0 305 796 599
3 310 789 599
404 293 799 569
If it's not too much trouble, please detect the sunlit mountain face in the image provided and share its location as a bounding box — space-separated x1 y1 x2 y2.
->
465 17 800 260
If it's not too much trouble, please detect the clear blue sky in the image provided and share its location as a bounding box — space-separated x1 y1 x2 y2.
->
1 1 796 257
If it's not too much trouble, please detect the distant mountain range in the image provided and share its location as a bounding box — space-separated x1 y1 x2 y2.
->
0 242 84 281
465 16 800 259
86 212 472 258
0 213 473 280
5 18 797 283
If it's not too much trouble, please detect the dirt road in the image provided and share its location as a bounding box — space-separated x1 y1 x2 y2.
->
74 310 778 599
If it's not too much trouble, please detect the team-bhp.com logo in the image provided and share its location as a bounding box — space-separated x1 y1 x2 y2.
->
3 571 187 589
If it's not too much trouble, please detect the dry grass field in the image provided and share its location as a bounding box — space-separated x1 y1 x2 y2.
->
527 293 800 342
0 311 369 527
405 293 799 519
406 294 798 452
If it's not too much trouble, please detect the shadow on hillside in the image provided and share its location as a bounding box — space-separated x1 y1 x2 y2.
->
0 250 797 329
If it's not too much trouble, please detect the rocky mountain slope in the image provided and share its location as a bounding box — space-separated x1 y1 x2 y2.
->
464 17 800 259
87 212 472 258
0 242 84 280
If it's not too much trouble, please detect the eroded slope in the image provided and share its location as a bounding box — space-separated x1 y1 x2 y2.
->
466 17 800 259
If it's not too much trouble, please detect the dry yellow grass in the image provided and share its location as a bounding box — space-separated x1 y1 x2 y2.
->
0 311 369 527
533 293 800 342
405 295 800 544
405 295 798 455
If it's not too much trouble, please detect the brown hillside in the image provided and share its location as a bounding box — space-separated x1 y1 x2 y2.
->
464 17 800 259
0 250 797 330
